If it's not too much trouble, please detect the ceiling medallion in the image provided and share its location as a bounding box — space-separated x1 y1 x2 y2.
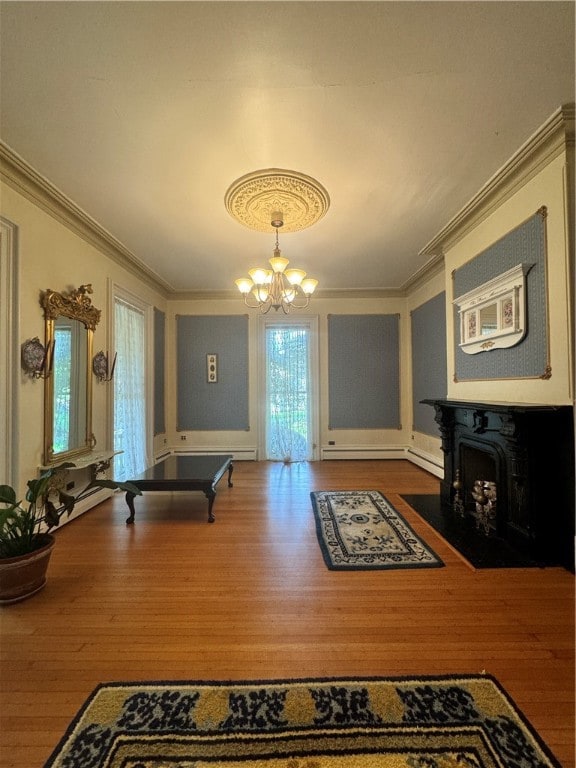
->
224 168 330 233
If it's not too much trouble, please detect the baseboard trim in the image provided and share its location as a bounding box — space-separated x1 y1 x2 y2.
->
319 444 444 477
406 447 444 479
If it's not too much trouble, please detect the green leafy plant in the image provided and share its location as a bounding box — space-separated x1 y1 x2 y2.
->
0 464 141 558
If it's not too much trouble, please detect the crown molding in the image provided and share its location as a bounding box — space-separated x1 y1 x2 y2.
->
419 103 575 259
316 288 406 300
0 141 172 297
169 287 406 301
401 252 445 294
169 290 240 302
0 144 411 300
5 102 569 303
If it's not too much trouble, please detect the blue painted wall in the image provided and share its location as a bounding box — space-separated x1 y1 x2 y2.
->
328 314 400 429
177 315 249 431
411 293 447 435
453 209 548 381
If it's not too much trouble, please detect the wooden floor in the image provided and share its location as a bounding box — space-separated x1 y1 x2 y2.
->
0 459 574 767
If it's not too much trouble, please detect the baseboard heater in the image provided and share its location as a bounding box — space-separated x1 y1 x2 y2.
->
171 447 258 461
320 446 406 460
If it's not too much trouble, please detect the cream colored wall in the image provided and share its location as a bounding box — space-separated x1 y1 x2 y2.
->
166 295 411 460
1 181 167 494
445 152 574 404
3 164 421 494
3 119 572 493
402 145 575 470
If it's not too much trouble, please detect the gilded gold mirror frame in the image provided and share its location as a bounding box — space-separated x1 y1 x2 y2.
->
41 284 101 465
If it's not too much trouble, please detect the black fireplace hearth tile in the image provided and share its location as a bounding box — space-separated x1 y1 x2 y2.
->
400 494 541 569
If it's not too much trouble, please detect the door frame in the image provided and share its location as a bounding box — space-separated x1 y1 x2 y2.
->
0 217 18 486
257 314 320 461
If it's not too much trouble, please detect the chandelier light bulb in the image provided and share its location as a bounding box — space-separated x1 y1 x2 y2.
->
248 267 270 284
269 255 289 273
285 268 306 286
235 277 253 294
253 285 270 301
301 278 318 295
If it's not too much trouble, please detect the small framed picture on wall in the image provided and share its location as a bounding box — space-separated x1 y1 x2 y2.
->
206 353 218 383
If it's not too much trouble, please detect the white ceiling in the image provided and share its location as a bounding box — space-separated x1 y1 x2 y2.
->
1 1 574 296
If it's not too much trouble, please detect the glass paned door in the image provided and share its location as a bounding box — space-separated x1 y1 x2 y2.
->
265 323 314 462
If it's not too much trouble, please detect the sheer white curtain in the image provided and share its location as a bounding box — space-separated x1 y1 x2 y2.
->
265 325 311 462
113 297 147 480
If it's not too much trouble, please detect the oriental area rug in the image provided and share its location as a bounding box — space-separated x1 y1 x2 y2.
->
311 490 443 570
43 675 561 768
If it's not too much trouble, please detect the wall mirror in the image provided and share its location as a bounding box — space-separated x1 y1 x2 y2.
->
453 263 533 355
41 284 101 464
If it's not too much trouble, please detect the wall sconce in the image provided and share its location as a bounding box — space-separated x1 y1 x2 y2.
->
93 350 117 382
21 337 55 378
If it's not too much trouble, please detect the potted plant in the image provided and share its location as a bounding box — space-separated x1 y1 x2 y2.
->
0 464 141 604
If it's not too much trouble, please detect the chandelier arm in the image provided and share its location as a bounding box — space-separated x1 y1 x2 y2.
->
234 208 318 313
286 295 310 309
284 281 310 308
242 294 264 309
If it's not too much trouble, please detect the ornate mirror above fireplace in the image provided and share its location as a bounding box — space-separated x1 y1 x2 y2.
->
41 284 101 464
453 263 533 354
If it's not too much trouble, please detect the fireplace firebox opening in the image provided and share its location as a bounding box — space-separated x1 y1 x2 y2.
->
460 442 501 535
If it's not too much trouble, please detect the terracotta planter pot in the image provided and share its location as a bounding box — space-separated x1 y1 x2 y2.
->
0 534 56 605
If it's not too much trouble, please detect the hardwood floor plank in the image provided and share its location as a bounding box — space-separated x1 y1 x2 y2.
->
0 459 573 768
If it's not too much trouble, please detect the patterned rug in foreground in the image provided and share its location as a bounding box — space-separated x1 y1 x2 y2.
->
44 675 561 768
311 489 444 570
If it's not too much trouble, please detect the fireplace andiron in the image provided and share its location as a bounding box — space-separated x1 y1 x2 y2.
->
471 480 497 536
452 469 465 517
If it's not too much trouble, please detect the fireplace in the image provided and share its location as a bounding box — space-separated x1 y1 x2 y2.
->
423 399 575 570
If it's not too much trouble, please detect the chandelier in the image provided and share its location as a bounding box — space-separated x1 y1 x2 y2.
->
234 213 318 314
225 168 330 314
